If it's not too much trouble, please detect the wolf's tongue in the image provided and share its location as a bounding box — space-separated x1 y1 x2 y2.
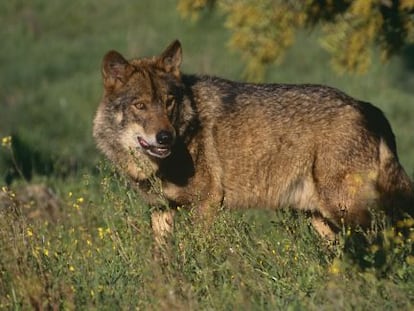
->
137 137 150 149
137 136 171 158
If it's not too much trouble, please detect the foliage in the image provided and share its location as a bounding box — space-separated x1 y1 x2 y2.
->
178 0 414 80
1 167 414 309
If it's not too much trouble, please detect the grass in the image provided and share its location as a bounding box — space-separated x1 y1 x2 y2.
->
1 1 414 309
2 170 414 310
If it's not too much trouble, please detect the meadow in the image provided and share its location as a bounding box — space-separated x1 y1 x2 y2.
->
1 1 414 309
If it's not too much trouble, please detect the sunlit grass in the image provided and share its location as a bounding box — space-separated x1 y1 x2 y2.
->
1 170 413 309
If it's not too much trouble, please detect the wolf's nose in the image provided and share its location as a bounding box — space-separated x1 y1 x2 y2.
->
156 130 173 145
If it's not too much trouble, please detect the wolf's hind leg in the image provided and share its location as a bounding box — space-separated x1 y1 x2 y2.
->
311 213 338 240
315 169 377 234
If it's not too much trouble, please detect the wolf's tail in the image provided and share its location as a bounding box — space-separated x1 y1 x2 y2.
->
377 139 414 220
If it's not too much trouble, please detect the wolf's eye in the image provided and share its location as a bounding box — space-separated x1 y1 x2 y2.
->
133 102 146 110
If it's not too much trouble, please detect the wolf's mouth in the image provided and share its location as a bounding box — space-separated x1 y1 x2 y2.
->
137 136 171 159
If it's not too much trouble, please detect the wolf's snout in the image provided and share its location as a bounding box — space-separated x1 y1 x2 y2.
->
156 130 174 146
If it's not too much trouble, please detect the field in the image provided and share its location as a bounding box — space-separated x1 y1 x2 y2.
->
1 1 414 309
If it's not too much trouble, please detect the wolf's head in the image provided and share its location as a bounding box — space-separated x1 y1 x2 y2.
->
93 40 190 177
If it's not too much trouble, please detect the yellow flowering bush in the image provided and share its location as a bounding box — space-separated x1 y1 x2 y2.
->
178 0 414 80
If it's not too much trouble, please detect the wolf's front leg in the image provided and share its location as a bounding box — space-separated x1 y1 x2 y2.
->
199 193 223 217
151 209 176 245
194 184 224 227
151 209 176 254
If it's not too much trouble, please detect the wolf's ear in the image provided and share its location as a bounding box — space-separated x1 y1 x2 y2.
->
102 50 133 88
159 40 182 78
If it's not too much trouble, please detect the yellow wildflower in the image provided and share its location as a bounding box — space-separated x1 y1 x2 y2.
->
98 227 104 239
26 228 33 237
1 136 12 148
328 258 343 275
98 227 111 239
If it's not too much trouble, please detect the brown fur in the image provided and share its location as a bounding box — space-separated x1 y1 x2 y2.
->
93 40 413 241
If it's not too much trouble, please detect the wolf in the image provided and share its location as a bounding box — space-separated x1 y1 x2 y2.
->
93 40 413 242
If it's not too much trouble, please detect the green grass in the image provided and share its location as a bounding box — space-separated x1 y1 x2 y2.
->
1 1 414 309
2 171 414 310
